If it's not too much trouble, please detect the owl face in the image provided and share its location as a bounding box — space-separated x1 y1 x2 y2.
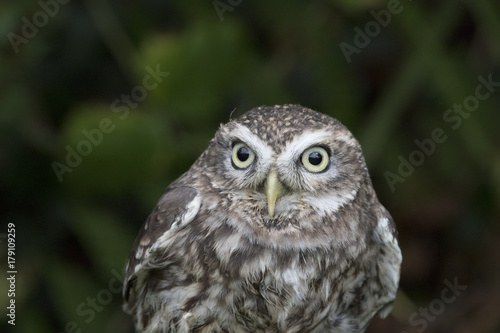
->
200 105 371 249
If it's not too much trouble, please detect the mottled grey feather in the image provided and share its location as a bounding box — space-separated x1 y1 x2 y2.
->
123 104 402 333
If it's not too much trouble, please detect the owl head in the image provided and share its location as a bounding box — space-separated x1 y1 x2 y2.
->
197 105 377 251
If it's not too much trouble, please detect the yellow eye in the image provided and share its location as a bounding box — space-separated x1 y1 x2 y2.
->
232 143 255 169
301 146 330 173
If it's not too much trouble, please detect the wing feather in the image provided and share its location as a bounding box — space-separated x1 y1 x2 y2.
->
372 204 402 318
123 185 200 312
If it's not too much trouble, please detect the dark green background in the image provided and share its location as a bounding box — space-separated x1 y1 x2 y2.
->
1 0 499 332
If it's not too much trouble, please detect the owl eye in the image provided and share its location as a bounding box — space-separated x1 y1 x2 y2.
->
232 143 255 169
301 146 330 173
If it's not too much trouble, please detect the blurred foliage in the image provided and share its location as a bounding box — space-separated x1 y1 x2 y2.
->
1 0 499 332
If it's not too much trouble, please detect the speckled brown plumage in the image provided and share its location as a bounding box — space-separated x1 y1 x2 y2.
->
123 105 402 333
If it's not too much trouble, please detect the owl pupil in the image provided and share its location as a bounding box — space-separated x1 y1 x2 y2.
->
308 152 322 165
237 147 250 161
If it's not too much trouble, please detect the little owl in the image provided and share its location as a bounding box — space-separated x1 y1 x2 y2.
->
123 105 402 333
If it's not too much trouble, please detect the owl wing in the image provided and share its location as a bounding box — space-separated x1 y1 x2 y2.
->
123 183 201 313
371 204 402 318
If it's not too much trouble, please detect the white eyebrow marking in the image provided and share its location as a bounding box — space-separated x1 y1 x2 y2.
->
228 123 274 162
278 130 332 163
220 123 275 188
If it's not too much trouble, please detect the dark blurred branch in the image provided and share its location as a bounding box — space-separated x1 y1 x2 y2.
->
398 0 496 192
466 0 500 61
360 0 463 164
83 0 142 82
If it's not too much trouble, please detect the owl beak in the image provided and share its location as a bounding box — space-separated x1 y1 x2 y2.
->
265 169 284 218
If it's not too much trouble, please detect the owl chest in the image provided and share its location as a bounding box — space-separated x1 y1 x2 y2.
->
174 229 374 331
204 251 334 330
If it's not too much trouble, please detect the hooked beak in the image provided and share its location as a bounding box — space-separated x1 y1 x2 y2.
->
265 169 284 218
